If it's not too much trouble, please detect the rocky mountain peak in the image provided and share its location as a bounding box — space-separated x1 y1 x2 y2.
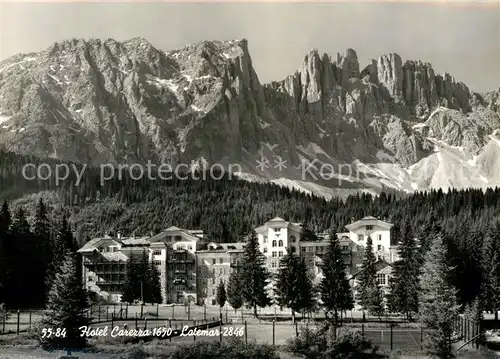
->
376 53 404 102
0 37 499 197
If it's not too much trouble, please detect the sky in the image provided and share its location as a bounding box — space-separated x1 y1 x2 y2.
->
0 1 499 92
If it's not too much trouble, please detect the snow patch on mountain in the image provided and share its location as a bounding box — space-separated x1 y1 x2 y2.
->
0 116 11 124
0 57 37 74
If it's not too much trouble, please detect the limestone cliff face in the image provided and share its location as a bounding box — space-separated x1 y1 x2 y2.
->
0 38 498 194
0 38 268 166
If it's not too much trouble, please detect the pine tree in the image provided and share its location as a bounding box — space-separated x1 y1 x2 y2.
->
40 253 89 350
387 218 420 320
319 231 353 327
58 215 77 254
33 199 51 242
0 200 10 304
239 230 271 317
357 236 384 318
8 207 33 307
138 250 150 304
11 207 31 236
275 253 315 321
216 281 227 308
295 256 316 316
122 255 139 303
148 264 163 304
419 233 460 359
47 215 78 292
0 200 10 235
481 221 500 320
227 267 244 312
32 199 52 306
275 253 300 320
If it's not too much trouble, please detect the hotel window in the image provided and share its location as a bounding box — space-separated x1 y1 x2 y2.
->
271 262 277 268
212 278 215 284
272 251 277 257
212 289 215 295
175 236 181 241
377 245 382 251
278 240 283 247
278 251 283 257
377 274 386 285
153 250 162 256
272 240 277 247
291 246 296 253
263 248 268 253
212 259 216 265
154 261 162 266
366 225 373 230
301 247 306 252
342 245 349 252
358 234 364 241
274 228 281 232
378 234 382 241
219 258 223 264
290 235 296 243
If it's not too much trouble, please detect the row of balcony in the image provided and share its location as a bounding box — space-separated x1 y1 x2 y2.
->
95 280 123 285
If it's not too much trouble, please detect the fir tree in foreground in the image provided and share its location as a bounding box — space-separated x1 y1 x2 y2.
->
239 230 271 317
275 253 299 321
216 281 227 309
482 221 500 321
227 267 244 312
122 255 139 303
357 236 385 318
275 253 316 322
387 218 420 320
122 250 163 304
40 253 89 350
147 264 163 304
319 230 353 327
0 200 11 304
47 215 79 292
419 233 460 359
295 256 316 316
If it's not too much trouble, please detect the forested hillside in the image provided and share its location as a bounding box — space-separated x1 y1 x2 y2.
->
2 149 500 307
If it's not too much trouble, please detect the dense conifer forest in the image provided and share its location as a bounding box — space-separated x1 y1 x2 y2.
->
2 149 500 308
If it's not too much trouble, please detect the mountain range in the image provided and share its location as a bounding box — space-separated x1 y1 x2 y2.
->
0 37 499 198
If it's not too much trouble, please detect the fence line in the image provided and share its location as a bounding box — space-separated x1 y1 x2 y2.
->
1 305 491 355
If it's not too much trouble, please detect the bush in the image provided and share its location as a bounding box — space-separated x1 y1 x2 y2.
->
169 339 280 359
286 322 380 359
124 347 148 359
324 331 379 359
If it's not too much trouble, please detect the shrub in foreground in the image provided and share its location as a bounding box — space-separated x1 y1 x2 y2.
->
169 339 280 359
286 322 380 359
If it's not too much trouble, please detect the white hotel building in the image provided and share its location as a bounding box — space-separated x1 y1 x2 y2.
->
254 216 397 284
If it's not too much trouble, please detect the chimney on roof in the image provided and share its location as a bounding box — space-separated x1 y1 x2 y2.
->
117 232 121 240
